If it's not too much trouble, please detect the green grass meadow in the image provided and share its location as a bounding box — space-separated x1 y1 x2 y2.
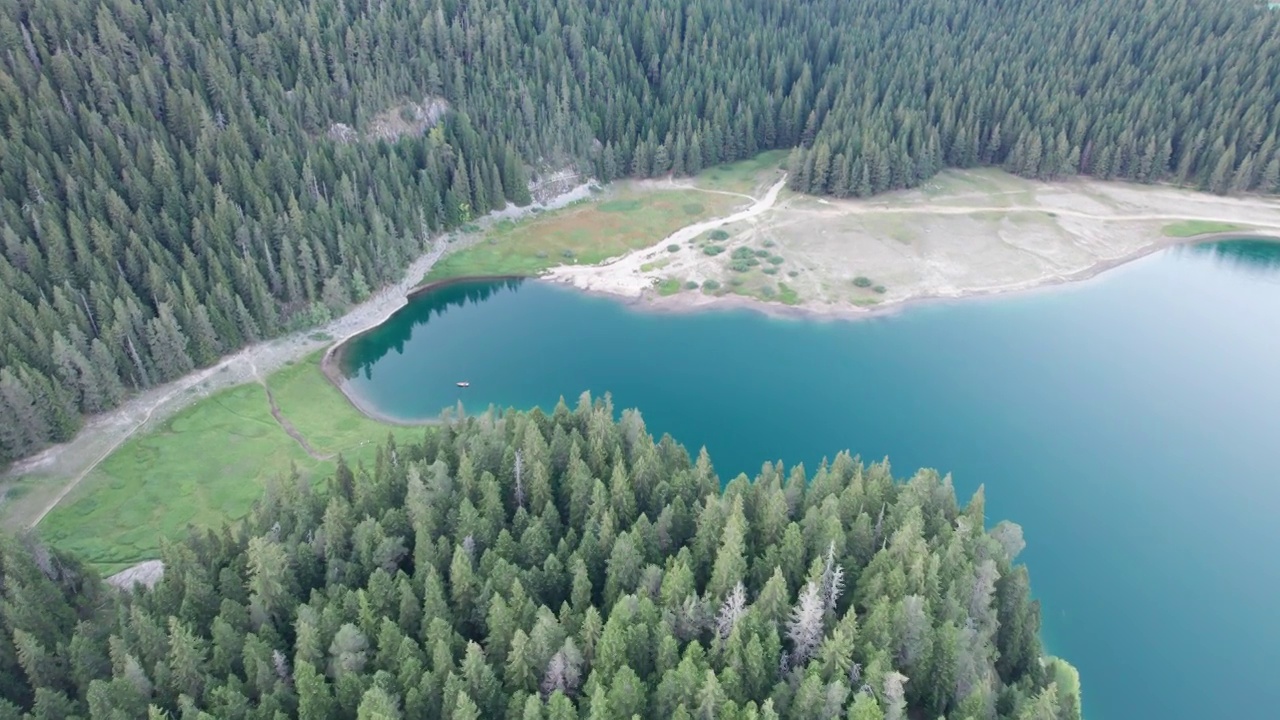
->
424 187 739 281
692 149 790 195
423 152 788 283
36 355 416 574
1161 219 1246 237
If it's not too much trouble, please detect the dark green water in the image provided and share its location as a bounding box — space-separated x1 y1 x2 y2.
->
339 240 1280 720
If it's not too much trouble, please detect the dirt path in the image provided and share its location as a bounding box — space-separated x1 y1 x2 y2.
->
4 182 595 529
21 360 236 529
543 173 1280 306
543 176 788 295
636 175 761 203
820 201 1280 227
249 359 329 461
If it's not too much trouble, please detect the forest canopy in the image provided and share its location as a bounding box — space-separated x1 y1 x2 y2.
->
0 400 1077 719
4 0 1280 462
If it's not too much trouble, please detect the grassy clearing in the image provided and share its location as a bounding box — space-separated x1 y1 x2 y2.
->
1162 220 1246 237
36 354 413 573
425 188 739 281
693 150 790 195
917 168 1032 201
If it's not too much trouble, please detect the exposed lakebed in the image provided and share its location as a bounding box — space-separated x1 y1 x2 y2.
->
336 240 1280 720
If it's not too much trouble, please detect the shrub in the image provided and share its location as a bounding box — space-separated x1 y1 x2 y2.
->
768 256 785 265
684 280 700 290
703 245 725 256
562 249 576 259
853 276 873 288
760 285 776 298
731 246 755 260
667 244 681 252
708 229 731 241
873 285 887 294
702 279 722 291
729 276 745 286
754 249 770 257
656 278 682 296
762 266 779 275
763 239 776 248
787 270 799 277
730 258 753 272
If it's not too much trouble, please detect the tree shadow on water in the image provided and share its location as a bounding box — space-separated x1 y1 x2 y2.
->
1182 238 1280 277
342 278 525 378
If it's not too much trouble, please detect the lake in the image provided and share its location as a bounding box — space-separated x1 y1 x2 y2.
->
338 240 1280 720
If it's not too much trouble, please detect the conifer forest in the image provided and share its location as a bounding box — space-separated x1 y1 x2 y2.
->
0 404 1075 719
3 0 1280 462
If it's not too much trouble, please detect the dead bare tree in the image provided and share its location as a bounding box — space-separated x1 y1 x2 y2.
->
716 582 748 639
514 450 525 509
786 582 824 667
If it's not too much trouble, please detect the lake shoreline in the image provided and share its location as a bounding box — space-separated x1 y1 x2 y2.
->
319 231 1277 425
542 230 1280 323
320 274 528 427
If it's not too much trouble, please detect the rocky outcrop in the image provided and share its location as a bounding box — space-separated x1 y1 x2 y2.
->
106 559 165 590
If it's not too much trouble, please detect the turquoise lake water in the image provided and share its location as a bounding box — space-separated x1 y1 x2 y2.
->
339 240 1280 719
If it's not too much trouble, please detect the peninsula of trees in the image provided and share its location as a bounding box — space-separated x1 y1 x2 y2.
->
4 0 1280 462
0 401 1076 719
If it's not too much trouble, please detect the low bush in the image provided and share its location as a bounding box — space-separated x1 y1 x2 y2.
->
656 278 682 296
853 276 873 288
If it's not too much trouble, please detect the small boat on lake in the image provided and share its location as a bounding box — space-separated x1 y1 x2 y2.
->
456 381 471 388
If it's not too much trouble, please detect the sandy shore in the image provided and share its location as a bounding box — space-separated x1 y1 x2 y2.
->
556 229 1272 324
541 169 1280 319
